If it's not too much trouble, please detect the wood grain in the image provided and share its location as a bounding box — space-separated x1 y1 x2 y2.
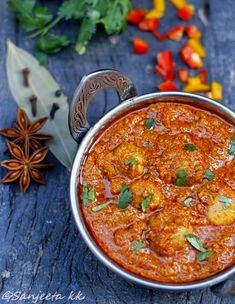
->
0 0 234 303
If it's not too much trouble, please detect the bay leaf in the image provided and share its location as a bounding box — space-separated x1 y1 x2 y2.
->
6 40 77 170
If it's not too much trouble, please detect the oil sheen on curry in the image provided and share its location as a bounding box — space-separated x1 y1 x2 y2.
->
79 102 235 283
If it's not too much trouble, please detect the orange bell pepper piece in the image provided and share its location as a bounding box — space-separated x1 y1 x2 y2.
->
158 80 178 91
180 44 203 69
199 70 207 84
127 9 147 25
167 25 184 41
153 0 166 12
178 68 188 83
185 25 202 40
133 38 149 54
188 39 207 58
177 3 194 21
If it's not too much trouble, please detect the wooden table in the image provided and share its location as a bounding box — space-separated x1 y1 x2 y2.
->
0 0 234 303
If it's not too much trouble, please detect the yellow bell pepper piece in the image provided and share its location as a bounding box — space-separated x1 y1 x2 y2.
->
183 84 210 93
188 76 201 86
153 0 165 12
188 39 207 58
145 9 164 19
211 82 223 101
170 0 186 9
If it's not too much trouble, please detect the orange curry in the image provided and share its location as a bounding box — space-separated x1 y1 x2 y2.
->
79 102 235 283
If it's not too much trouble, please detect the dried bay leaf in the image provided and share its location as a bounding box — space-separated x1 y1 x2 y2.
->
6 40 77 170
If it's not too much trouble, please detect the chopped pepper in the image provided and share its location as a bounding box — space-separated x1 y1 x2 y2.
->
211 82 223 101
157 50 174 72
199 70 207 84
153 0 166 12
178 68 188 83
146 9 164 19
180 44 203 69
152 30 168 41
183 83 210 93
154 65 175 80
159 80 178 91
170 0 186 9
188 39 207 58
167 25 184 41
177 3 194 21
188 76 201 86
138 18 159 32
127 9 147 25
185 25 202 39
133 38 149 54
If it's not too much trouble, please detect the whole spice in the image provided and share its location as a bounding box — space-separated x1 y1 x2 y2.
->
0 108 52 154
29 94 37 116
50 103 60 119
1 141 51 193
22 67 30 87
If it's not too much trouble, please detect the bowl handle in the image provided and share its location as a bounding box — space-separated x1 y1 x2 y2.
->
211 279 235 297
69 69 137 143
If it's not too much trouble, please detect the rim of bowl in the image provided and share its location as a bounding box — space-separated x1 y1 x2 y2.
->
70 91 235 291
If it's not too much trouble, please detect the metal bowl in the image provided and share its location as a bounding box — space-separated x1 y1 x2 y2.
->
69 69 235 293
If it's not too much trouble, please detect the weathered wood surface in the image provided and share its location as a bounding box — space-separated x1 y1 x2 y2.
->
0 0 235 303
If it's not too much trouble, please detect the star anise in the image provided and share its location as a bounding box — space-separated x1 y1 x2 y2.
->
1 141 51 193
0 108 53 155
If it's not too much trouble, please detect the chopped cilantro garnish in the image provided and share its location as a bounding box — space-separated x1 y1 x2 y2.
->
175 169 188 187
184 144 196 152
141 194 153 212
203 169 215 181
133 240 144 251
146 118 156 130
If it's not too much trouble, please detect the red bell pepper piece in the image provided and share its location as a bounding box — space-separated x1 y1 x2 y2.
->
138 18 160 32
157 50 174 72
127 9 147 25
154 65 175 80
158 80 178 91
199 69 207 84
185 25 202 39
167 25 184 41
152 30 167 41
133 38 149 54
180 44 203 69
178 68 188 83
177 3 194 21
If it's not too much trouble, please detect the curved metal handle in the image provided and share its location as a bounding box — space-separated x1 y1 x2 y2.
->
69 69 137 143
211 279 235 297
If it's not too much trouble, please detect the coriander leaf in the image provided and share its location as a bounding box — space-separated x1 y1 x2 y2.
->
120 183 128 192
197 251 213 261
36 34 70 54
124 157 137 167
8 0 52 32
75 16 98 55
203 169 215 181
133 240 144 251
175 169 188 187
185 234 206 252
228 138 235 155
184 144 196 152
184 197 193 207
101 0 131 34
58 0 92 20
35 49 48 65
82 182 95 206
118 183 132 209
146 118 156 130
218 195 233 209
141 195 153 212
92 200 113 212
